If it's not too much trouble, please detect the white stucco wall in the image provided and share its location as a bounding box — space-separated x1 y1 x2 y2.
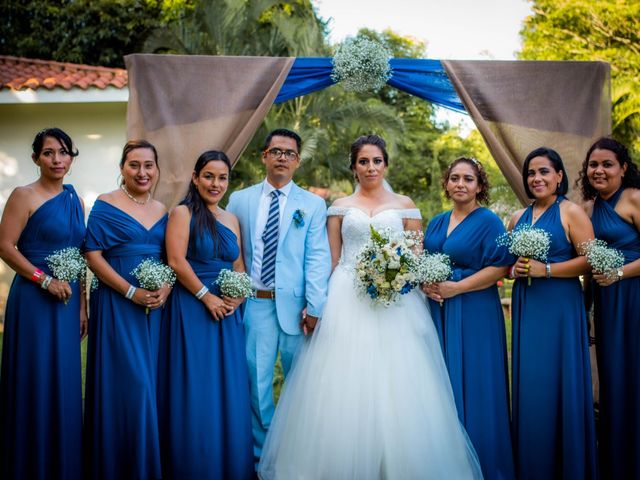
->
0 99 127 319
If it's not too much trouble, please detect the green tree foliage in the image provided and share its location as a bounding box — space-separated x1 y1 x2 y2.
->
0 0 188 68
519 0 640 154
144 0 328 57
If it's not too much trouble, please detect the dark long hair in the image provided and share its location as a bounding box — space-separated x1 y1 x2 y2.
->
577 137 640 200
522 147 569 199
32 127 78 159
181 150 231 251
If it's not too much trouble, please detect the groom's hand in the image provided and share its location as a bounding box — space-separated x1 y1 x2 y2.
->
300 311 318 336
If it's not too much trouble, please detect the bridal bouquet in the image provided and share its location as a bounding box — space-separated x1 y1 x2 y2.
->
354 226 423 307
497 224 551 286
580 239 625 278
130 258 176 313
45 247 88 304
215 269 254 298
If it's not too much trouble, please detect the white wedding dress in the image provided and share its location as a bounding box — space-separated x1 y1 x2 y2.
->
259 207 483 479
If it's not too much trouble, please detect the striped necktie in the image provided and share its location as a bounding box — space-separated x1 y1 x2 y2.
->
261 189 282 287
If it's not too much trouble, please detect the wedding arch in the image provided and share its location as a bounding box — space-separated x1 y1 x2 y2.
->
125 54 610 208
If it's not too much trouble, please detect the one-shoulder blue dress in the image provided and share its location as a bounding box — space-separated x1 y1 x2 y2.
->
0 185 85 480
591 188 640 479
83 200 167 480
425 207 515 480
157 218 253 479
511 198 597 479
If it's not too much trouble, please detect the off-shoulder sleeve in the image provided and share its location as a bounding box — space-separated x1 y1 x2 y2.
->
399 208 422 220
327 206 350 217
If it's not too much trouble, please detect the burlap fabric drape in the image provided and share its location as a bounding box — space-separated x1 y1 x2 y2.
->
125 54 294 208
442 60 611 205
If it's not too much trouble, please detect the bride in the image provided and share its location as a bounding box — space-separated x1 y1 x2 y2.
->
258 135 483 479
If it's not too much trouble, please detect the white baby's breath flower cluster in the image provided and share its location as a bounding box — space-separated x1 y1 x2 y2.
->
580 239 625 278
354 226 422 307
331 36 392 93
416 253 453 285
215 269 254 298
130 258 176 291
45 247 87 283
497 225 551 262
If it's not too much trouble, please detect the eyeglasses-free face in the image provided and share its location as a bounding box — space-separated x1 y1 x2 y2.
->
264 148 299 162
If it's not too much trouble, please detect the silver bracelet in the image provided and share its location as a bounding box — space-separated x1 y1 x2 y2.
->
195 285 209 300
125 285 137 300
545 263 552 279
40 275 53 289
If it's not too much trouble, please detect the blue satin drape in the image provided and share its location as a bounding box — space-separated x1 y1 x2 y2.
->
274 57 465 113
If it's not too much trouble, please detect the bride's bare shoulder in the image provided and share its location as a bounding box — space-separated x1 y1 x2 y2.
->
392 193 417 210
330 195 356 208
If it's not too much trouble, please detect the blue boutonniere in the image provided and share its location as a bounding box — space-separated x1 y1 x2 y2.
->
293 209 305 228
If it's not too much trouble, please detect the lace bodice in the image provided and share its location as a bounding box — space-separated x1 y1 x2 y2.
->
327 207 422 268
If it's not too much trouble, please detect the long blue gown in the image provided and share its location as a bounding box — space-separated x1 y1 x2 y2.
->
157 218 253 480
591 187 640 479
511 197 597 480
83 200 167 480
425 207 515 480
0 185 85 480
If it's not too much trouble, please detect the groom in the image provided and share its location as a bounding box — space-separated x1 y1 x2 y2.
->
227 128 331 466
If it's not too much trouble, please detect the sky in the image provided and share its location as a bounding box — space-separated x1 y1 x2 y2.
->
313 0 533 129
313 0 533 59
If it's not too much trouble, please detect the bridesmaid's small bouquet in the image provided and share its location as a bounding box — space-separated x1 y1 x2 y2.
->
497 225 551 286
580 239 625 279
416 252 453 285
355 226 423 307
130 259 176 313
45 246 88 304
215 269 254 298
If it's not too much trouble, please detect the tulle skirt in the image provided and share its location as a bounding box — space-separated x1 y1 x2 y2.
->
259 265 483 479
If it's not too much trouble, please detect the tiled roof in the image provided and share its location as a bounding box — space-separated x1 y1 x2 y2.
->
0 55 127 91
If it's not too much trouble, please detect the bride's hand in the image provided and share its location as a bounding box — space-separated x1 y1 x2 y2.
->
421 283 442 303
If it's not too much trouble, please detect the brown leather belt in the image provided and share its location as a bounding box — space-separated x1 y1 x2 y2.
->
255 290 276 300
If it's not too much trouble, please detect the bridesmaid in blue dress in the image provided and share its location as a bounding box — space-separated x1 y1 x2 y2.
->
84 140 170 480
578 137 640 479
158 150 253 479
509 147 597 479
423 157 514 480
0 128 86 480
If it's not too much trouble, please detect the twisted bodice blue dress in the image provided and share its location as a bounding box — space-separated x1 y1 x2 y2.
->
83 200 167 480
424 207 515 480
591 187 640 479
259 207 483 479
511 197 597 479
0 185 85 480
157 217 253 480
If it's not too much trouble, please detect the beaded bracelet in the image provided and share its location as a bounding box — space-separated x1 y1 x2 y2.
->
125 285 137 300
195 286 209 300
40 275 53 290
545 263 552 279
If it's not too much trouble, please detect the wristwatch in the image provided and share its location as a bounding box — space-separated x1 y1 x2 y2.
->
616 269 624 281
